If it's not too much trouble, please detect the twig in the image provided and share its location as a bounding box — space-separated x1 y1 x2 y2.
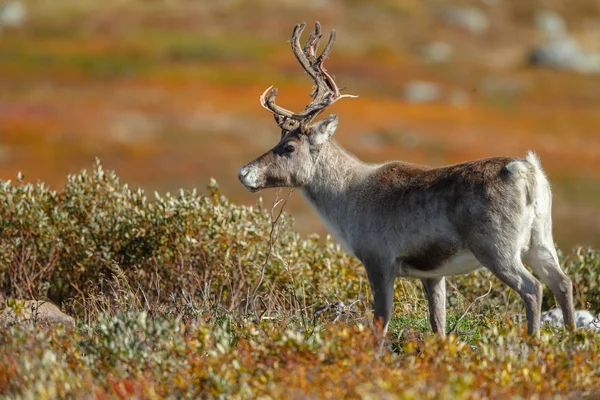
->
138 284 153 318
447 281 493 336
584 313 600 331
250 189 294 319
282 257 307 329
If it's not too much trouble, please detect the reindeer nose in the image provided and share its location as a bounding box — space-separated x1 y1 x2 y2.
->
238 166 250 181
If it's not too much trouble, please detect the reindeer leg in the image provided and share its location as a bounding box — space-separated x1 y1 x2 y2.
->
364 261 396 338
422 277 446 336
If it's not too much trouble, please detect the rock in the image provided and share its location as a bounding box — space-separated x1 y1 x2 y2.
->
541 309 600 332
402 81 442 104
541 309 563 327
535 10 567 39
0 1 26 31
528 36 600 74
529 10 600 74
575 310 597 330
441 6 489 35
418 41 454 64
0 300 75 328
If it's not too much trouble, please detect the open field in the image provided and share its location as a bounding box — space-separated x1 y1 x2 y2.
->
2 0 600 247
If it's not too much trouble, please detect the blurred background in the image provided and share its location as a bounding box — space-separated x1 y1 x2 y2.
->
1 0 600 248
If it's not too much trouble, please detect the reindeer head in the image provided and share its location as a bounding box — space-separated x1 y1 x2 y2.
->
238 22 356 192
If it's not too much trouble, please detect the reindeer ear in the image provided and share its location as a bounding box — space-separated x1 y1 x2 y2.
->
309 114 338 146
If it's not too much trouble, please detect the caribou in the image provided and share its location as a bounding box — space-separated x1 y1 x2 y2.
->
238 22 575 336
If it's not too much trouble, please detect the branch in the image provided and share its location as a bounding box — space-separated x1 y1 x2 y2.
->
447 281 492 336
250 189 294 320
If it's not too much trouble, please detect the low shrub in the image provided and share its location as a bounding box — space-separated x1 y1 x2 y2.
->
1 162 599 320
1 162 600 398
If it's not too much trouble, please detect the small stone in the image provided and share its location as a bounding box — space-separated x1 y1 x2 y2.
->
418 41 454 64
541 309 600 332
0 300 75 328
402 81 442 104
575 310 596 330
541 309 564 327
441 6 489 36
535 10 567 39
0 1 26 30
528 36 600 74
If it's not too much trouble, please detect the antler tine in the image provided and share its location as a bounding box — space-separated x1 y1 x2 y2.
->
259 86 298 119
315 30 340 99
291 22 319 83
303 21 322 63
317 29 335 65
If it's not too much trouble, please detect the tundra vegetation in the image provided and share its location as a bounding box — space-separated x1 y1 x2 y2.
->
2 1 600 398
1 164 600 398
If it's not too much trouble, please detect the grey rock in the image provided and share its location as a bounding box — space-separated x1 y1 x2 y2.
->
441 6 489 35
541 308 563 327
0 300 75 328
418 41 454 64
575 310 597 330
541 309 600 332
402 81 441 103
0 1 26 30
535 10 567 39
528 36 600 74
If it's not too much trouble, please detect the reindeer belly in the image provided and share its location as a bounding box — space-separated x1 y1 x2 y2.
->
397 250 482 278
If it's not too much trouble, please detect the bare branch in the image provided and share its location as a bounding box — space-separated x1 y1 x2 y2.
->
446 281 493 336
250 189 294 319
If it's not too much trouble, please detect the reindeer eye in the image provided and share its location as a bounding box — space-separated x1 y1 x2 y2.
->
283 143 296 154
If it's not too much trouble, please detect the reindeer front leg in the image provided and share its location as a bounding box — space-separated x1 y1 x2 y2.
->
422 277 446 336
364 262 396 337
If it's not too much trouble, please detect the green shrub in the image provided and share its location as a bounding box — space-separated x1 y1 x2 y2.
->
559 247 600 311
0 162 371 323
0 161 599 325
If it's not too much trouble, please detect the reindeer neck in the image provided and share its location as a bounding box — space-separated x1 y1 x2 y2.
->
302 140 370 210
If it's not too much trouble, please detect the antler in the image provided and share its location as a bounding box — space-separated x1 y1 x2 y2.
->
260 22 357 131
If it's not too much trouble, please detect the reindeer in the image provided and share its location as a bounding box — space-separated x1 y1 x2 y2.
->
238 22 575 336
